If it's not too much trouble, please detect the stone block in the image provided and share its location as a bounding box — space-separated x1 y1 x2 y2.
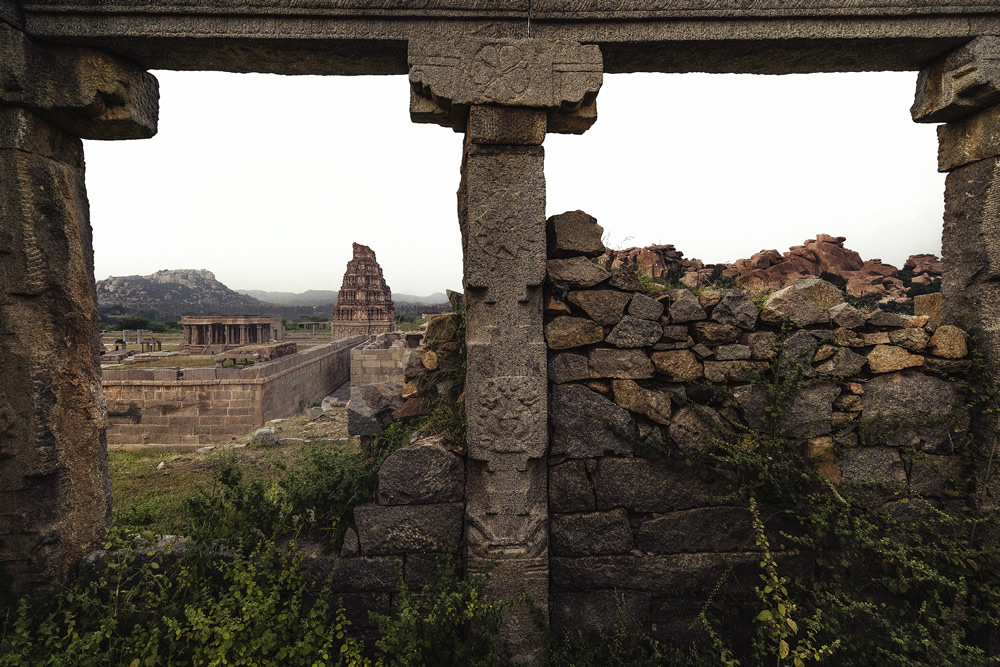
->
545 316 603 349
347 381 403 436
889 327 930 352
650 349 703 382
840 446 906 487
551 552 758 595
668 290 707 323
628 293 664 321
550 510 633 556
734 383 838 439
548 257 611 288
861 371 967 451
549 460 595 512
760 278 842 327
595 458 733 513
468 104 546 145
692 322 741 345
566 290 630 326
550 590 652 639
636 507 755 553
929 324 968 359
353 503 463 555
605 315 662 348
829 302 868 329
377 437 464 505
867 345 924 373
309 556 402 594
548 352 590 384
909 454 964 497
914 293 943 325
703 360 768 383
714 344 751 361
546 210 605 258
938 103 1000 172
913 37 1000 123
711 291 759 330
668 406 729 454
550 384 634 458
588 348 654 379
611 379 672 424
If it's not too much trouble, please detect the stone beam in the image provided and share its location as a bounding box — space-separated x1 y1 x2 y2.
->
0 106 111 596
0 22 158 140
411 37 600 664
913 37 1000 124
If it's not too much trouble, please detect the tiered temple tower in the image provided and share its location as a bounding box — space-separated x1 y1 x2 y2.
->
332 243 396 340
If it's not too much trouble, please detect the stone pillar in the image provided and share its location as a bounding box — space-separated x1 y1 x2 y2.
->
913 37 1000 379
409 37 601 664
0 22 158 596
240 324 247 345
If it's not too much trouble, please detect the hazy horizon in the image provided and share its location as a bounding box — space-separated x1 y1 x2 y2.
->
84 69 943 295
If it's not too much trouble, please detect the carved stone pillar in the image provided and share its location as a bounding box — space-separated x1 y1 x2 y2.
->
409 37 601 665
913 37 1000 380
0 21 157 596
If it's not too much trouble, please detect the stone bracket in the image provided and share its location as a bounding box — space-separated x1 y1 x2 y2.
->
913 36 1000 124
0 22 158 140
409 37 602 134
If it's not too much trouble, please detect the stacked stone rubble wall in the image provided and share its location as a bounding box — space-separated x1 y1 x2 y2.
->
543 211 973 641
101 336 364 446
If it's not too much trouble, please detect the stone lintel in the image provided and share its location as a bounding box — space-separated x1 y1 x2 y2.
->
937 103 1000 172
0 22 158 140
913 36 1000 123
409 37 602 134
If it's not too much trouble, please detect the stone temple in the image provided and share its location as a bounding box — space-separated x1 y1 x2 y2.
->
331 243 396 340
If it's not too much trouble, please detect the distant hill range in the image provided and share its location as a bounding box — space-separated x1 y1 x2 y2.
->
237 289 449 307
96 269 449 320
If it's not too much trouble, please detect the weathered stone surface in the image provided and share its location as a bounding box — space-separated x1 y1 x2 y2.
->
545 316 604 349
778 330 818 377
760 278 843 327
354 503 463 555
840 447 906 487
548 257 611 288
606 315 662 348
651 349 703 381
595 458 734 513
937 104 1000 172
551 384 634 458
636 507 754 553
589 348 654 379
909 454 964 497
551 590 651 639
341 527 360 558
703 360 768 383
612 379 672 424
377 438 464 505
668 290 707 323
711 292 759 330
549 460 595 512
828 302 867 329
322 556 403 594
251 427 278 447
628 292 665 321
409 37 602 133
912 37 1000 123
692 322 740 345
743 331 778 360
806 436 842 483
547 210 605 258
914 292 943 325
467 104 546 145
929 324 968 358
423 312 458 342
0 108 112 595
607 266 646 292
816 347 868 377
545 295 572 315
567 289 631 325
661 324 689 342
889 327 930 352
714 344 751 361
868 310 909 328
669 406 728 454
867 345 924 373
550 510 633 556
347 382 404 436
0 24 159 139
548 352 590 384
862 371 967 451
734 383 838 438
551 552 759 595
862 332 891 346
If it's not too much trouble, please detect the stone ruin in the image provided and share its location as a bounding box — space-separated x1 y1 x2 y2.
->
5 2 1000 663
331 242 396 341
180 314 284 353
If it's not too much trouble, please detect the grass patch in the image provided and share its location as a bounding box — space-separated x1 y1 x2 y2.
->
105 355 216 369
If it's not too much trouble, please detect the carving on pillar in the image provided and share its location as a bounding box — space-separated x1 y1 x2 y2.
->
409 37 602 133
913 36 1000 123
466 375 546 458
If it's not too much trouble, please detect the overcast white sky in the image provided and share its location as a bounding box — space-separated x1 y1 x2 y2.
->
84 70 944 297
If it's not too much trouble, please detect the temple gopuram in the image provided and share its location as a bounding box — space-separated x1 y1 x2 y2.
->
332 243 396 340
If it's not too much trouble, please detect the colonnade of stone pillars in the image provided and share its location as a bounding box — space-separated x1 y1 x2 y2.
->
913 38 1000 378
0 16 157 595
409 37 602 664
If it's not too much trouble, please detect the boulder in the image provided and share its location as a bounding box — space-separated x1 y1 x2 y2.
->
760 278 843 327
548 257 611 288
703 360 768 383
550 384 635 458
547 210 605 258
914 293 943 326
347 382 404 436
567 289 632 326
424 313 458 342
840 446 906 487
606 316 663 348
868 310 910 328
545 316 604 350
377 437 464 504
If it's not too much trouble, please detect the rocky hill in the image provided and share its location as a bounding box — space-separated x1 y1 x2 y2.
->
238 288 449 307
605 234 942 303
97 269 272 317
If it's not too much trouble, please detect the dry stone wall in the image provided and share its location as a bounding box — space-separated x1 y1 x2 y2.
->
543 210 973 641
102 337 363 446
